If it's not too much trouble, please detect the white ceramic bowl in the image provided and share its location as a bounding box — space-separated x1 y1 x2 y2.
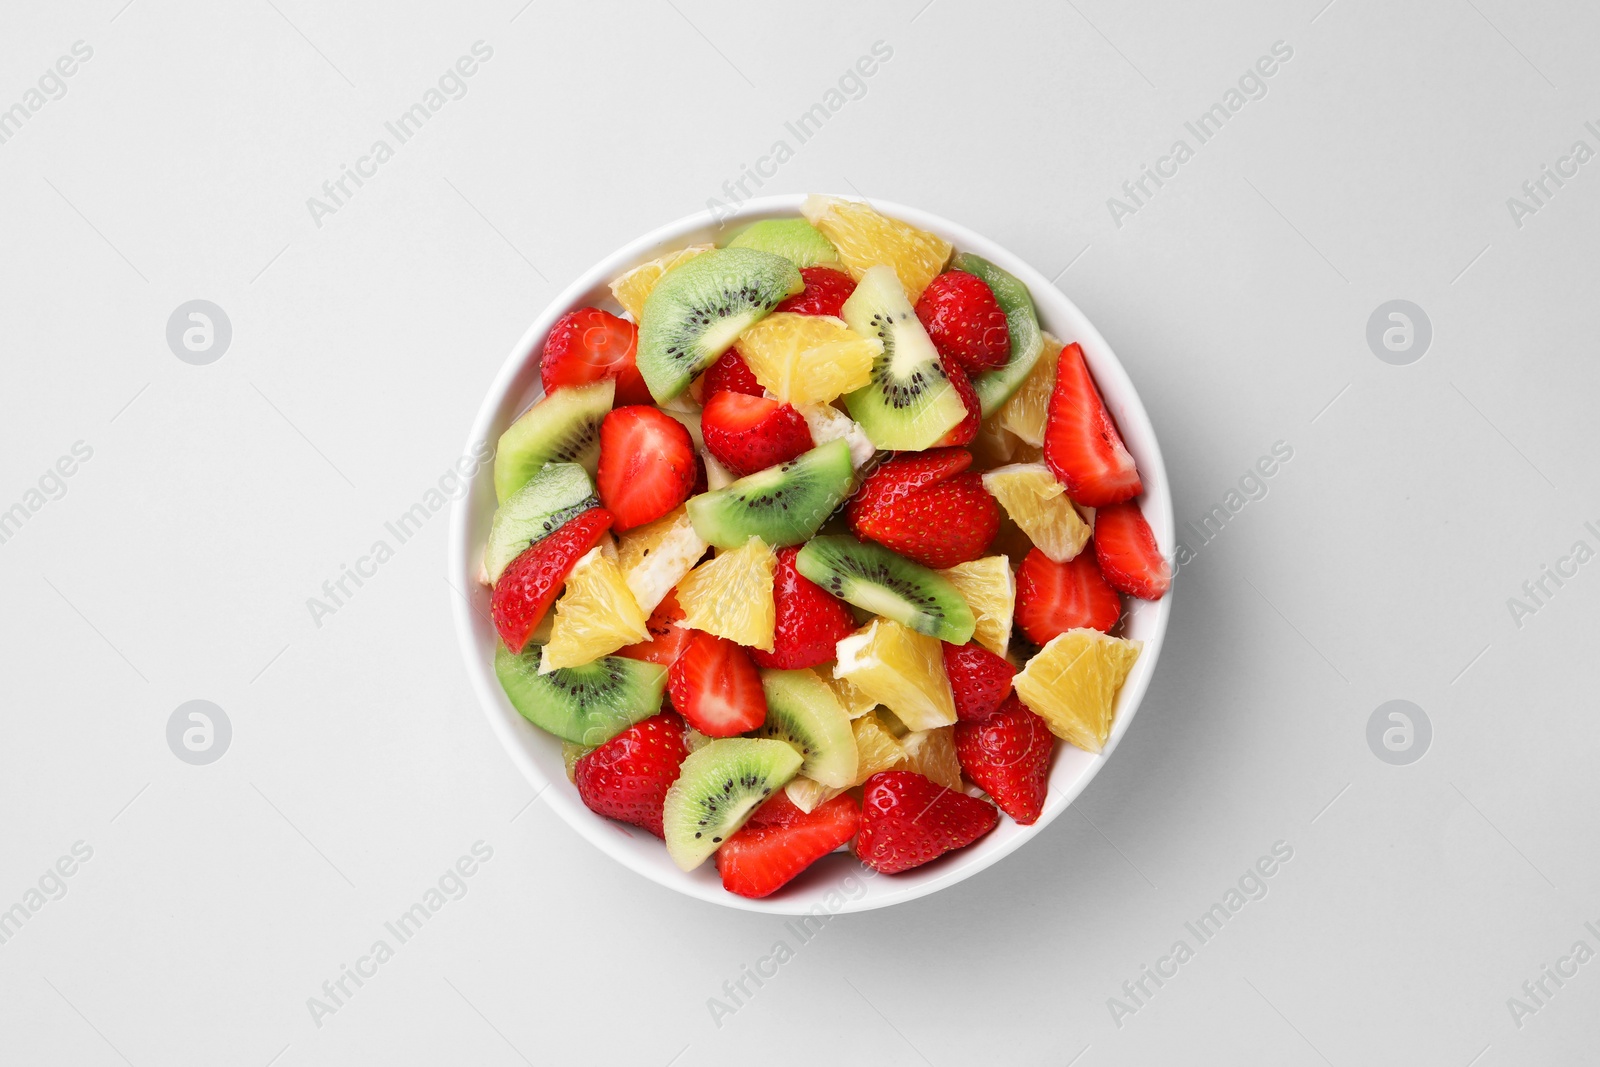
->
449 194 1172 914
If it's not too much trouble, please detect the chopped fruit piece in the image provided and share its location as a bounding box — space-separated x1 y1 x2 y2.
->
701 349 764 397
484 462 597 584
494 378 615 501
541 307 651 406
494 643 666 745
832 618 958 731
981 462 1092 563
801 196 952 303
717 793 860 898
899 727 963 791
1014 548 1121 646
675 535 777 651
749 546 857 670
776 265 857 317
574 711 688 838
997 333 1061 447
491 508 613 652
938 556 1015 657
609 244 713 322
783 776 842 814
1043 342 1142 506
953 695 1052 824
753 668 858 787
795 403 875 469
562 741 590 783
1013 629 1141 753
733 312 880 406
702 450 736 489
542 547 651 671
615 505 708 615
855 770 998 874
663 738 803 870
847 449 999 569
700 391 814 476
597 406 697 531
915 269 1010 373
934 355 981 447
668 630 768 737
688 439 855 549
617 591 693 668
852 447 970 513
954 253 1045 416
797 536 975 645
726 218 840 268
683 725 713 752
970 415 1020 469
941 641 1017 722
1093 502 1171 600
830 676 878 719
851 710 908 782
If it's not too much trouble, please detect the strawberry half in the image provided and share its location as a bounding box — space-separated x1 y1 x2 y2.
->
1094 502 1171 600
775 265 856 317
1043 342 1142 507
667 629 768 737
701 350 764 398
716 792 861 898
848 450 999 569
750 546 857 670
935 354 981 447
941 641 1017 722
1014 547 1121 646
574 710 688 838
915 270 1010 373
597 406 697 531
491 507 613 652
540 307 651 406
850 447 971 517
617 591 693 668
855 771 999 874
954 695 1053 825
700 391 814 477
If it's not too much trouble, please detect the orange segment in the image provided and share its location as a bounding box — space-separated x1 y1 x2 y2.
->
801 196 951 303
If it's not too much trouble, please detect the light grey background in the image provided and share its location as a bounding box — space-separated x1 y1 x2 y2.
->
2 0 1596 1064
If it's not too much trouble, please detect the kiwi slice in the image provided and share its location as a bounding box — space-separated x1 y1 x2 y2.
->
493 379 614 502
494 643 666 745
955 253 1045 417
636 248 803 403
484 463 598 583
663 737 803 870
795 534 976 644
685 438 855 549
752 668 859 788
840 265 967 451
726 218 840 268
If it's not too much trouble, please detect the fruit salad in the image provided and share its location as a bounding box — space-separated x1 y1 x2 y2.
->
481 196 1169 899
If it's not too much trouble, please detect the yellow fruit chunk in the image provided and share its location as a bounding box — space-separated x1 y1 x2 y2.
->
615 505 708 615
675 535 777 651
998 333 1063 447
542 548 650 671
852 710 907 783
829 675 878 719
939 556 1015 657
833 618 956 731
801 195 951 303
783 776 839 813
900 727 963 791
734 313 880 405
609 244 714 321
982 462 1092 563
1014 628 1141 753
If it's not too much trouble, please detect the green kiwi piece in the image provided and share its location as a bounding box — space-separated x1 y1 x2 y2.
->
795 534 976 644
686 438 855 549
752 668 859 788
493 379 614 502
663 738 803 870
494 643 666 746
840 265 967 451
636 248 803 403
483 463 597 583
726 218 840 268
955 253 1045 417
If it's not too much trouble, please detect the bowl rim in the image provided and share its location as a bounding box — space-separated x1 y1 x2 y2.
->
448 193 1173 914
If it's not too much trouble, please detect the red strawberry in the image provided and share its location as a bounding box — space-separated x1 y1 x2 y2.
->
848 450 999 569
915 270 1010 373
750 546 858 670
855 771 999 874
668 629 767 737
701 350 764 397
1043 342 1141 507
574 710 687 838
491 508 613 652
941 641 1017 722
717 792 861 898
540 307 651 406
953 695 1052 825
775 265 856 317
1094 502 1171 600
597 406 696 531
1014 547 1121 645
617 591 693 668
850 447 970 517
935 354 981 447
700 391 813 476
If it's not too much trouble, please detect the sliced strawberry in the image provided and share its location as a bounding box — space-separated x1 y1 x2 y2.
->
540 307 651 406
574 710 687 838
848 461 999 569
616 591 693 668
717 792 861 898
954 695 1052 825
935 354 981 447
700 391 813 476
850 447 971 518
855 771 999 874
668 629 768 737
750 546 857 670
491 507 613 652
597 406 696 531
915 270 1010 373
1094 502 1171 600
746 788 808 828
701 349 764 398
941 641 1017 722
775 265 856 317
1014 547 1121 645
1043 342 1141 507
